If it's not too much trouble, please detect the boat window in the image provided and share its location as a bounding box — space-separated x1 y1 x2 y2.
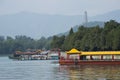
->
69 54 79 60
86 55 101 60
80 55 86 60
92 55 101 60
86 56 90 60
103 55 112 60
114 55 120 60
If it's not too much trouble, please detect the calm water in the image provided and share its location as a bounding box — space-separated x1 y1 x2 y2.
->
0 57 120 80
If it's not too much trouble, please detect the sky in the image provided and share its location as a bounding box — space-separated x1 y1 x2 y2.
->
0 0 120 16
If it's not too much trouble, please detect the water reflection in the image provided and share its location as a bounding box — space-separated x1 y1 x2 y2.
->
58 65 120 80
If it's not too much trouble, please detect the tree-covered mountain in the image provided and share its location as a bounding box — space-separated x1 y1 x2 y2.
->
51 20 120 51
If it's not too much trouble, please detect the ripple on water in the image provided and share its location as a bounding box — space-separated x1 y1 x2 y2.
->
0 57 120 80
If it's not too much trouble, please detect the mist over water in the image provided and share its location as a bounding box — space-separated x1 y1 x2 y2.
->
0 57 120 80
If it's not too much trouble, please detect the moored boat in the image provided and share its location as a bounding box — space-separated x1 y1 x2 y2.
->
8 54 21 60
9 50 48 60
8 49 60 60
59 48 120 65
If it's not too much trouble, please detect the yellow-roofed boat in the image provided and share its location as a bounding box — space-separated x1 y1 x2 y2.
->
59 48 120 65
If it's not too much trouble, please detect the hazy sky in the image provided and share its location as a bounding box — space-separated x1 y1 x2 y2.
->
0 0 120 16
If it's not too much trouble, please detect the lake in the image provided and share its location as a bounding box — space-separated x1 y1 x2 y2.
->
0 57 120 80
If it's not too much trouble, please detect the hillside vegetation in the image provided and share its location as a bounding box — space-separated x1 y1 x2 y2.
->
51 20 120 51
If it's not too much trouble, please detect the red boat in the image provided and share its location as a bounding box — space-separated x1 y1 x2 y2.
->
59 48 120 65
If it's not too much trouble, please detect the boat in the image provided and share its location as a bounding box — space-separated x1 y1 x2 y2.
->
9 50 48 60
59 48 120 65
9 54 21 60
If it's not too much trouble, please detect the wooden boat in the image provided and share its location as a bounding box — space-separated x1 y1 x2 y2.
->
59 48 120 65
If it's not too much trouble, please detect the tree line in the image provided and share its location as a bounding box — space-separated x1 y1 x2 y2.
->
0 36 52 55
0 20 120 55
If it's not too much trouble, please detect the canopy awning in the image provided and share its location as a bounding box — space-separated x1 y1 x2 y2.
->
67 48 81 54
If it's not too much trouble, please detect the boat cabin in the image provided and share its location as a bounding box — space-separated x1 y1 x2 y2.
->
59 48 120 65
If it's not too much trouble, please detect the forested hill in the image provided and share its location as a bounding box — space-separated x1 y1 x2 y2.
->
51 20 120 51
0 20 120 55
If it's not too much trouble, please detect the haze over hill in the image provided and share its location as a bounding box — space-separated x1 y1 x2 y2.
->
90 10 120 22
0 10 120 38
0 12 83 38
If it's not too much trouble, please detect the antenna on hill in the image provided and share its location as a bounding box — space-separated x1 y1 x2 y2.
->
84 11 88 27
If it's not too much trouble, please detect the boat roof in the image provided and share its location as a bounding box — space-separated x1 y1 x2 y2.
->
81 51 120 55
15 51 37 55
67 48 81 54
66 48 120 55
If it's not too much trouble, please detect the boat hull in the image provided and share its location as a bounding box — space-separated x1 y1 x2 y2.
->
59 60 120 65
8 55 21 60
